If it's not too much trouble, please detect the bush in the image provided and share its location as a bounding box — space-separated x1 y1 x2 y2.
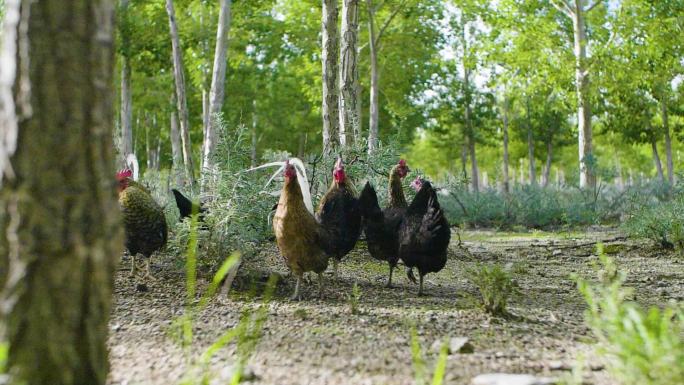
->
575 246 683 385
467 263 519 315
622 182 684 249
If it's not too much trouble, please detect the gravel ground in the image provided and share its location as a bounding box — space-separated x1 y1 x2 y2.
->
107 228 683 385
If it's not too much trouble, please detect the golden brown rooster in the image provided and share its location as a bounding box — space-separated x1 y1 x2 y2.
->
272 160 330 300
117 169 168 279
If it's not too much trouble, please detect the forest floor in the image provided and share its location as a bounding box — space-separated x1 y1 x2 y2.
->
107 228 683 385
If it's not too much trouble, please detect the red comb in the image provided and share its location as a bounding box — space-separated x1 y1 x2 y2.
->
399 159 406 167
116 169 133 180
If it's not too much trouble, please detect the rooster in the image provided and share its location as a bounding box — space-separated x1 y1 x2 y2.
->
399 177 450 295
315 157 362 278
272 160 330 300
358 159 410 287
117 168 168 279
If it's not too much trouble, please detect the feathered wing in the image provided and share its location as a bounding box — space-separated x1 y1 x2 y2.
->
172 189 194 218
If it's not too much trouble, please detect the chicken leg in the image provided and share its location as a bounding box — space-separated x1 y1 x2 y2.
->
385 264 394 288
291 275 302 301
418 274 424 296
406 267 418 284
143 258 156 281
332 259 339 279
130 254 137 277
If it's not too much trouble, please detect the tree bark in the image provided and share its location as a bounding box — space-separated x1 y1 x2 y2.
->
501 96 510 193
0 2 121 384
251 99 258 167
170 109 183 187
166 0 195 185
339 0 360 147
526 99 536 186
366 0 379 154
468 133 479 193
322 0 340 155
119 0 132 167
202 0 231 174
649 119 664 182
661 99 674 184
460 143 468 181
541 138 553 187
571 1 594 188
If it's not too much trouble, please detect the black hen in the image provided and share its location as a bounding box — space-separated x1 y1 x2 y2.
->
398 179 450 295
172 189 206 220
358 182 405 287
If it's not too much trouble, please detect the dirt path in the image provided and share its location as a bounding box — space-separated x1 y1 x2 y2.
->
107 229 683 385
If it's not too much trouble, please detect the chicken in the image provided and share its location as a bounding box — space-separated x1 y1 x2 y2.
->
273 160 330 300
315 157 362 278
399 177 450 295
357 159 410 287
171 188 206 220
117 169 168 279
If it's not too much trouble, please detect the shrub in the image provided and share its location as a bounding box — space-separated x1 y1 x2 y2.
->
575 246 683 385
622 183 684 249
467 263 519 315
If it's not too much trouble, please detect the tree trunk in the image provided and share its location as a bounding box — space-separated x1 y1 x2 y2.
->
119 0 132 166
502 97 510 193
649 119 664 182
170 109 184 187
322 0 340 155
571 1 594 188
541 138 553 187
366 0 379 154
661 99 674 184
460 143 468 181
202 0 231 174
166 0 195 185
0 2 121 384
251 100 258 167
526 99 536 186
339 0 360 147
468 133 479 192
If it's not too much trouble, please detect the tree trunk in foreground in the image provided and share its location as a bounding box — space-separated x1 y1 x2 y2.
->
339 0 360 147
170 109 184 187
202 0 231 175
322 0 340 155
166 0 195 185
366 0 379 153
0 2 122 384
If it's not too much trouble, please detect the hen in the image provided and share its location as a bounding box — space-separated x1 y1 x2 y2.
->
172 188 206 220
358 159 410 287
272 160 330 300
117 169 168 279
399 177 450 295
315 157 362 278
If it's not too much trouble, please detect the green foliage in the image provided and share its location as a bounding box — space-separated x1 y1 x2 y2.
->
169 207 277 385
410 327 448 385
467 263 519 315
347 282 362 315
622 182 684 249
575 246 683 385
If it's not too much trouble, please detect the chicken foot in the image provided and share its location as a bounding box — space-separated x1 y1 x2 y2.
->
143 258 157 281
385 264 394 288
418 274 425 296
406 267 418 284
129 254 137 277
291 275 302 301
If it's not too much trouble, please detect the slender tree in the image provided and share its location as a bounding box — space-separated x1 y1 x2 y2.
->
202 0 232 175
550 0 603 188
501 95 510 193
339 0 360 146
0 1 121 384
166 0 195 185
119 0 133 164
322 0 340 155
366 0 407 154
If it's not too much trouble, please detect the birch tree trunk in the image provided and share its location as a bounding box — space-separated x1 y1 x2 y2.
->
461 20 478 192
202 0 231 174
339 0 360 147
502 97 510 193
468 133 479 192
0 2 121 384
460 143 468 181
661 99 674 184
541 138 553 187
119 0 132 165
251 99 258 167
526 100 536 186
322 0 340 155
170 109 184 187
367 1 379 154
649 119 664 181
166 0 195 185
